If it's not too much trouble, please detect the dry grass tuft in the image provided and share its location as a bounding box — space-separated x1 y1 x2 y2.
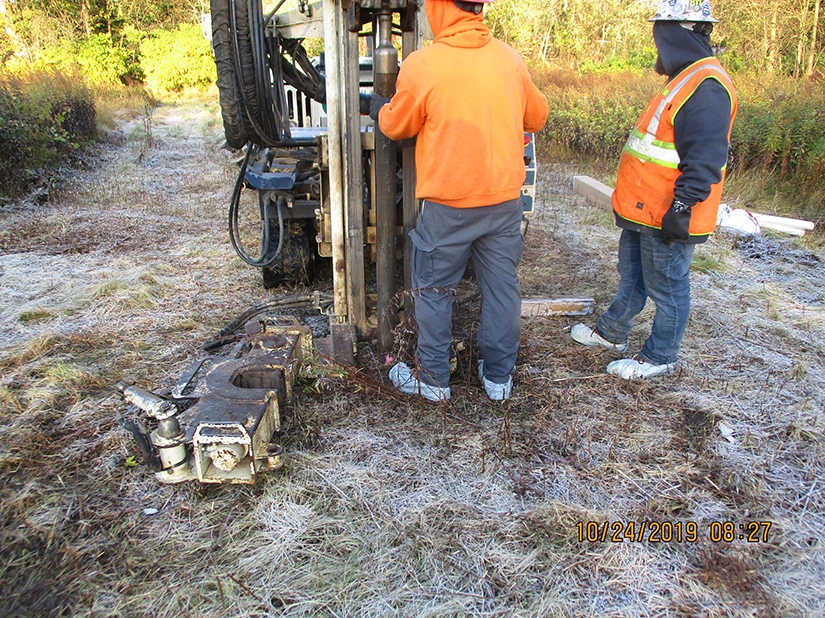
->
697 544 776 613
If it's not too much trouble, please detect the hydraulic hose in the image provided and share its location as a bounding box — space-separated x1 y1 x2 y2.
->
116 409 160 470
227 144 287 267
215 293 334 336
223 0 334 273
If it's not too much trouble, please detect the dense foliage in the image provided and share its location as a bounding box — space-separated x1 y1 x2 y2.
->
485 0 824 76
533 67 655 162
0 67 96 198
486 0 656 70
3 0 821 77
37 28 144 86
140 24 216 92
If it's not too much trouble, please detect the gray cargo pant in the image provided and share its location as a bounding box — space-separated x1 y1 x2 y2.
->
409 198 524 388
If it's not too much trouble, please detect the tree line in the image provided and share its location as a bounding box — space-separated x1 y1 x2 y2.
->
1 0 822 78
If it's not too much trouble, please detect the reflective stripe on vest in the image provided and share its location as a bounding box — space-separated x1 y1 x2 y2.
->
623 62 732 169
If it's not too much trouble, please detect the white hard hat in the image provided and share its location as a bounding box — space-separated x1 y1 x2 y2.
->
650 0 718 23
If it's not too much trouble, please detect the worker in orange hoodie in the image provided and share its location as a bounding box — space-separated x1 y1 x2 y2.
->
371 0 548 402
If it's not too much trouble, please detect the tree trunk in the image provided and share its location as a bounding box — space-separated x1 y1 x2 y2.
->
1 0 30 60
807 0 821 76
768 4 779 73
795 0 810 78
81 0 91 36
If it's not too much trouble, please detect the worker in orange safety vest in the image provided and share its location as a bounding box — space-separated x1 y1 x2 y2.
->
571 0 737 380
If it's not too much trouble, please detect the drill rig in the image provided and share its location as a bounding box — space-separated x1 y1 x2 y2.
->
212 0 537 348
115 0 540 484
213 0 425 352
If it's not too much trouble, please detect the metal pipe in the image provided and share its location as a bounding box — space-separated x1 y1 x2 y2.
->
115 381 176 420
401 16 421 317
153 416 190 482
374 6 398 352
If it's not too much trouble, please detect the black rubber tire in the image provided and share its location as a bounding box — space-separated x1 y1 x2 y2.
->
210 0 248 148
231 0 264 145
261 221 316 289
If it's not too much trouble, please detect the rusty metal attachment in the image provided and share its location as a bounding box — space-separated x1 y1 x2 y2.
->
116 317 319 484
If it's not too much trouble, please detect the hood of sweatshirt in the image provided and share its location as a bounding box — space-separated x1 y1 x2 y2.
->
425 0 492 48
653 20 714 77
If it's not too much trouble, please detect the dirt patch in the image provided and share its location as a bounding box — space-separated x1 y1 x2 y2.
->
733 234 825 306
0 97 823 618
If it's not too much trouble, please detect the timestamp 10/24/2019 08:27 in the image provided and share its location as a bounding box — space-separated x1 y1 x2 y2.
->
575 520 773 544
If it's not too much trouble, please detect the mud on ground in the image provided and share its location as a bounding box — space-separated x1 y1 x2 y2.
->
0 97 823 617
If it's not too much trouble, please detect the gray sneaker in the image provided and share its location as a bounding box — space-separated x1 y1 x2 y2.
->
389 362 450 402
570 324 628 352
477 360 512 401
607 355 677 380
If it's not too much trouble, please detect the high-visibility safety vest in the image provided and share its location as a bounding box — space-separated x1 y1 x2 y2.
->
612 58 737 237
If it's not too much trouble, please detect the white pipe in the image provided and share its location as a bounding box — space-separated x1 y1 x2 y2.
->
757 221 806 236
749 212 815 231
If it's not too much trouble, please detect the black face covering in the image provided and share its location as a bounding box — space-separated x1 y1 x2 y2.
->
652 20 714 77
654 55 666 75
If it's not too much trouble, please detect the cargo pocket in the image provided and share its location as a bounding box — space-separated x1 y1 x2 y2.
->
409 228 435 287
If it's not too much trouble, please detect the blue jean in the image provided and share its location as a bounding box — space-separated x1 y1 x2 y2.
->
596 229 695 365
409 199 524 388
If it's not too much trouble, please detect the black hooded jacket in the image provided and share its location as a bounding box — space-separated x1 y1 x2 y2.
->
615 21 733 242
653 20 733 207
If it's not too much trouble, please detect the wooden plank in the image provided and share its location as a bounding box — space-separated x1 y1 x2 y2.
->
521 297 595 317
366 226 404 244
572 176 614 211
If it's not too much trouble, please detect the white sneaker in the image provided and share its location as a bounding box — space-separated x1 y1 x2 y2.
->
477 360 512 401
607 355 677 380
570 324 628 352
389 362 450 402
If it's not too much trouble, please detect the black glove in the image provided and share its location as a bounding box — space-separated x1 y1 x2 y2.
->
369 93 390 122
358 92 372 116
661 199 693 244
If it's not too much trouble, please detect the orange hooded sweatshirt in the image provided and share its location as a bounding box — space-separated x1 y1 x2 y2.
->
377 0 548 208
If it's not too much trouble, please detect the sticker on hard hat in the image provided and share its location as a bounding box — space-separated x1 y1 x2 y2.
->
652 0 715 22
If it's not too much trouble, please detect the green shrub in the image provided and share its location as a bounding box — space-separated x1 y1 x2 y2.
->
77 34 137 85
0 14 16 65
140 23 216 93
39 29 143 87
730 75 825 185
533 66 657 162
0 67 96 199
487 0 654 66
